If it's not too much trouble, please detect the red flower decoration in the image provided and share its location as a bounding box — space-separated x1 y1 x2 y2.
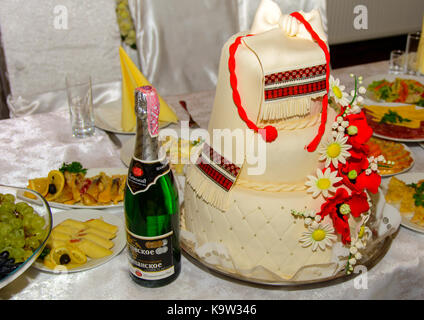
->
318 188 370 244
345 111 373 150
332 108 381 194
356 171 381 194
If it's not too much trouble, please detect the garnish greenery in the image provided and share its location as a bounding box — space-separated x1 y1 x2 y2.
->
59 161 87 175
407 182 424 207
379 110 411 125
39 247 50 260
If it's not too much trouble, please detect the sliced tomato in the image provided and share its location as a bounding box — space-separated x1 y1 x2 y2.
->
80 178 92 194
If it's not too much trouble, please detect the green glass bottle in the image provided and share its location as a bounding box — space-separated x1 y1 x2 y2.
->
124 86 180 287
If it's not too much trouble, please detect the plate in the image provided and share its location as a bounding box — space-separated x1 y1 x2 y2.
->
94 100 171 134
120 137 134 167
33 209 126 273
18 168 127 210
366 138 415 177
362 103 424 142
380 172 424 233
0 185 53 289
362 73 424 105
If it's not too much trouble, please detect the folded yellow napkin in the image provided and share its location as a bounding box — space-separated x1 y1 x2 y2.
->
119 46 178 132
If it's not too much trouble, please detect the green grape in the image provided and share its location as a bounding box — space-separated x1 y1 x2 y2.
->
25 237 39 250
32 229 45 241
9 217 23 230
20 206 34 216
0 193 47 262
22 214 35 229
15 202 30 213
23 250 33 261
0 202 15 215
31 216 45 230
2 193 15 203
0 222 12 237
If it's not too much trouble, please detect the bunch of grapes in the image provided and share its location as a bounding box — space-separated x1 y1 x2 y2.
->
0 193 46 278
115 0 137 49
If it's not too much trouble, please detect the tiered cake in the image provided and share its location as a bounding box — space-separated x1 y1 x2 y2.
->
182 0 400 281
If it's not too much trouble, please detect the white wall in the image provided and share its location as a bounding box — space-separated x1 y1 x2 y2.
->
327 0 424 45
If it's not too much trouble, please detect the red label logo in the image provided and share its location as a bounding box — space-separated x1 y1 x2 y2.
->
132 166 143 177
135 270 142 277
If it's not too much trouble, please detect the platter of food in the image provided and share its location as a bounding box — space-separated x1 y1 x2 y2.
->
362 104 424 142
0 185 52 289
366 137 414 177
18 162 127 210
94 100 171 135
380 172 424 233
363 74 424 106
33 209 126 273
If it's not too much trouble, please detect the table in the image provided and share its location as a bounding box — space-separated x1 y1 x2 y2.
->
1 61 424 300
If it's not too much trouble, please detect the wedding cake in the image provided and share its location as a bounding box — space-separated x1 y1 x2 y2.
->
181 0 400 281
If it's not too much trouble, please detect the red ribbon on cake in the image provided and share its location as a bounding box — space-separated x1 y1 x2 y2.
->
228 11 331 152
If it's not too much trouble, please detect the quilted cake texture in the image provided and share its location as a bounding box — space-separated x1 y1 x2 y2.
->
184 184 341 280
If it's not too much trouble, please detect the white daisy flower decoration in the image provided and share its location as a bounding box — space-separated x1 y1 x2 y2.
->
318 133 352 168
305 168 343 198
299 223 337 251
329 75 350 106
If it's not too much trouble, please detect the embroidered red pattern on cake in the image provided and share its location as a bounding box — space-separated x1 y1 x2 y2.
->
265 79 327 101
264 64 326 85
195 143 241 191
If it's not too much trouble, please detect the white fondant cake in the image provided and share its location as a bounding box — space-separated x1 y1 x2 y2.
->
182 0 400 281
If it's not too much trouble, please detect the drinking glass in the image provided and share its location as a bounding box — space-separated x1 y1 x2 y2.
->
405 31 421 75
388 50 406 74
65 74 95 138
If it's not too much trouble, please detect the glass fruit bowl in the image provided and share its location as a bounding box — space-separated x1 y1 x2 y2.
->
0 184 52 290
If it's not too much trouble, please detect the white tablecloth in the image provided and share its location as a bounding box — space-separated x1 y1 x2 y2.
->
1 61 424 300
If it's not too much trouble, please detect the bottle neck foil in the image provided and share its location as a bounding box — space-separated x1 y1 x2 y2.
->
134 90 159 161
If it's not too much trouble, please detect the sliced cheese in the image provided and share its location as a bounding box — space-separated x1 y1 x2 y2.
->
84 218 118 235
119 46 178 132
364 105 424 128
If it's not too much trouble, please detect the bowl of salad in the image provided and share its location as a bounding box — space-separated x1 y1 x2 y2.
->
366 74 424 106
0 184 52 289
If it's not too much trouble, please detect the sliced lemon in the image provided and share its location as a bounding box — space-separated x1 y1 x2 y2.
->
45 170 65 201
51 246 71 265
24 177 50 199
43 252 58 269
68 247 87 264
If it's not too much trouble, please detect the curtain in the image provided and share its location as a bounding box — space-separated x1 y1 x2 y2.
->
129 0 326 96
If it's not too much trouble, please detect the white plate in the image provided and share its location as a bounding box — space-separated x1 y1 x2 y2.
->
18 168 127 210
94 100 171 134
120 136 135 167
380 172 424 233
33 209 126 273
362 73 424 105
362 102 424 142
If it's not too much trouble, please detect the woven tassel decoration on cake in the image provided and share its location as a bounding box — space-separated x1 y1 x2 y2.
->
186 142 241 211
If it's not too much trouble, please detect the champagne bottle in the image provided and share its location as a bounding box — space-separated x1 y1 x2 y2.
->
124 86 181 287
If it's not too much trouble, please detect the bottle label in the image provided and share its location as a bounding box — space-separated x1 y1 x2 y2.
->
127 155 170 195
126 230 175 281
